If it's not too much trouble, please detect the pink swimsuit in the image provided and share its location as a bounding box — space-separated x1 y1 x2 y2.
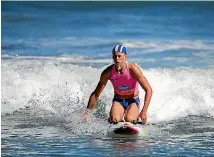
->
109 63 139 97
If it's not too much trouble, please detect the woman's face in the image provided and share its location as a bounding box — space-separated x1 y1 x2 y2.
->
112 51 127 65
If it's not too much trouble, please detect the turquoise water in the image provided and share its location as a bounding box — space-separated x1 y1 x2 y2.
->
1 1 214 156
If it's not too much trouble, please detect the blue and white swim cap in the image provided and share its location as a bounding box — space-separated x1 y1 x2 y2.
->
112 44 127 55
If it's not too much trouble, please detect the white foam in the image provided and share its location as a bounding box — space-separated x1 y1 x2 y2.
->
122 40 214 54
2 59 214 124
192 51 209 57
1 55 112 64
144 68 214 122
162 57 189 63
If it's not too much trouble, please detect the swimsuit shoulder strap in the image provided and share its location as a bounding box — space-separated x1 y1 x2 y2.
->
124 61 131 78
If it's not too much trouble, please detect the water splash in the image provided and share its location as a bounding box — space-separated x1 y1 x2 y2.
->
2 59 214 126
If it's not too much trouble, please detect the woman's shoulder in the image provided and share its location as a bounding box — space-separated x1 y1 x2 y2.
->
102 64 114 75
127 62 143 76
128 62 140 69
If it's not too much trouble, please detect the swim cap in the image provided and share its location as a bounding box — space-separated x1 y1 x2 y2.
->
112 44 127 55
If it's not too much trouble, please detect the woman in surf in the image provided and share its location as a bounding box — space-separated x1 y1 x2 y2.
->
82 44 152 125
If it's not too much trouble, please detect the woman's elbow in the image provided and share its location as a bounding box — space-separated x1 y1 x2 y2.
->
146 86 153 95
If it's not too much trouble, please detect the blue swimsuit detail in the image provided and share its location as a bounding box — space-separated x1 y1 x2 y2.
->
113 95 140 109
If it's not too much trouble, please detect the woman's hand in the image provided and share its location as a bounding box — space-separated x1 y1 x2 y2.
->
81 109 90 123
139 110 147 125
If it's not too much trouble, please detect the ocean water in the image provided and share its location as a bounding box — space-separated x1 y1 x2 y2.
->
1 1 214 157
